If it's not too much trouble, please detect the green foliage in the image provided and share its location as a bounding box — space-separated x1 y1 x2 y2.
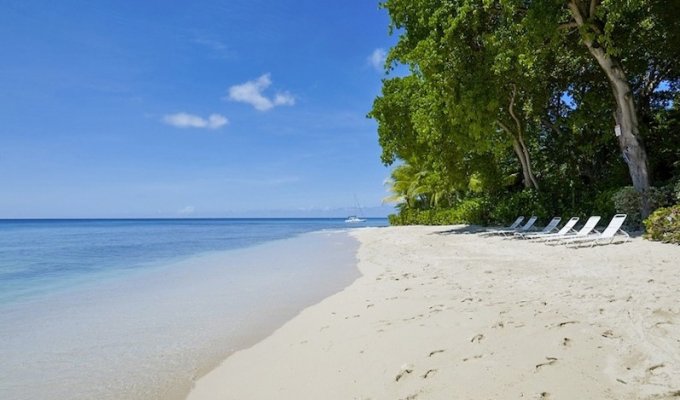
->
612 186 676 228
612 186 643 228
388 198 491 226
592 189 617 221
376 0 680 226
644 205 680 244
488 190 550 224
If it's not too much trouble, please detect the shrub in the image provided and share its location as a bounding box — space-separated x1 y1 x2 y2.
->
489 190 549 224
451 198 491 225
650 184 676 208
592 189 617 221
644 205 680 244
612 186 676 228
387 197 491 226
612 186 642 227
675 180 680 203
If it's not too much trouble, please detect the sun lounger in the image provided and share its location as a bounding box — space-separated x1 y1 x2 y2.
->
524 217 579 240
498 216 537 237
548 216 601 244
479 216 524 236
515 217 561 239
560 214 629 247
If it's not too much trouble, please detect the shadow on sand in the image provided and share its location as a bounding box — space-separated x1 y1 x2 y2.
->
431 225 485 236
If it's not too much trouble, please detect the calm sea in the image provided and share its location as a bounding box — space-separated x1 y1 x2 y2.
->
0 218 387 400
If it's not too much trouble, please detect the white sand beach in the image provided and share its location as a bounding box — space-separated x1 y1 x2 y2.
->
188 225 680 400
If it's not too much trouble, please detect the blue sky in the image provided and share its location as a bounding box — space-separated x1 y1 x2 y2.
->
0 0 397 218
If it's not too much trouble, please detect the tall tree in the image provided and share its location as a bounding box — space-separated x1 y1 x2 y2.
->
378 0 551 189
549 0 680 215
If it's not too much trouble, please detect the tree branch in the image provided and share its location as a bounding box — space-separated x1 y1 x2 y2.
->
589 0 599 19
508 84 523 136
567 1 586 27
496 120 515 138
558 22 578 30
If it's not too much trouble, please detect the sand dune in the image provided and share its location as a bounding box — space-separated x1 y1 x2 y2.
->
188 225 680 400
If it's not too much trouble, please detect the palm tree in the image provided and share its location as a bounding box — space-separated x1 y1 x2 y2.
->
383 159 454 209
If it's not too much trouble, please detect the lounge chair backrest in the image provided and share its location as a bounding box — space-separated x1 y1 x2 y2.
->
519 216 537 232
556 217 579 235
600 214 627 238
541 217 561 233
577 216 601 236
509 216 525 229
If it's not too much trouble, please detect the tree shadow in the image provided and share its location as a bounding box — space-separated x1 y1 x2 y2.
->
431 225 486 235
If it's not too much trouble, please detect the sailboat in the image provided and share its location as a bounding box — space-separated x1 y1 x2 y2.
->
345 196 367 223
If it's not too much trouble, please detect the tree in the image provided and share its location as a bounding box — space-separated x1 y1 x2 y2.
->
544 0 680 216
377 0 556 190
375 0 680 218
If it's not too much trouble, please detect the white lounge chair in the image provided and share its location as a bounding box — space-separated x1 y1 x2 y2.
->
547 216 601 245
561 214 630 247
515 217 561 239
479 216 524 236
525 217 579 241
499 216 537 237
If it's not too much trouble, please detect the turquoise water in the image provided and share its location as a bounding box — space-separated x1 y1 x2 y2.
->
0 218 386 400
0 218 386 304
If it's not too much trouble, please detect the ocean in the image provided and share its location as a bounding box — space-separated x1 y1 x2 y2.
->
0 218 387 400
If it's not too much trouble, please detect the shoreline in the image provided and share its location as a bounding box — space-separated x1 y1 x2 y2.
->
0 229 362 400
176 229 365 399
188 225 680 400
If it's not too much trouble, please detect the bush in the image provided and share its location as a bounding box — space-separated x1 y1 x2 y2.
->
675 180 680 203
612 186 675 229
489 190 549 224
644 205 680 244
651 184 676 208
592 189 617 221
612 186 642 227
451 198 491 225
388 198 491 226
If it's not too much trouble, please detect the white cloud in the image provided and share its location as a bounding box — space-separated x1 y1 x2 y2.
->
274 92 295 106
162 112 228 129
368 48 387 71
227 74 295 111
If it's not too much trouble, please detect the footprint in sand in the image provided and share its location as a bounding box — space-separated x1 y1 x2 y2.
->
395 364 414 382
535 357 558 371
601 329 619 338
471 334 484 343
422 369 437 379
551 320 579 328
646 363 665 375
428 349 445 357
428 304 445 313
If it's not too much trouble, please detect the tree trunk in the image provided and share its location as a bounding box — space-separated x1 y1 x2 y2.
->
567 0 651 216
499 121 539 189
502 85 540 190
512 140 533 188
516 133 540 189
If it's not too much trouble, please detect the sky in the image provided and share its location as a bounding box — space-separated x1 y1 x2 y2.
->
0 0 399 218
